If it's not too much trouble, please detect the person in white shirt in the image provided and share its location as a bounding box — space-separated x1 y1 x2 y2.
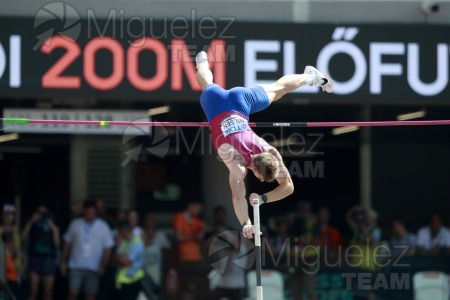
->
417 213 450 256
142 213 172 299
141 214 171 292
390 216 416 257
61 200 114 300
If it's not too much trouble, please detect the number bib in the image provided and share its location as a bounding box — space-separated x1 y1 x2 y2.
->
220 115 248 137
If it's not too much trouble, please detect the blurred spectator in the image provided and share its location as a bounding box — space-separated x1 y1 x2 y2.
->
99 209 126 300
104 208 119 230
172 199 206 263
172 199 207 299
290 201 316 245
313 207 342 253
0 203 24 297
366 209 382 244
21 205 60 300
113 221 145 300
165 268 180 299
346 206 381 245
61 200 114 300
117 210 126 224
389 216 416 257
270 217 291 256
93 197 105 220
69 201 83 220
211 205 230 233
112 210 127 244
127 210 142 238
210 230 247 300
205 205 232 241
346 206 382 272
289 203 319 300
202 207 246 299
417 213 450 256
141 213 171 296
108 209 128 239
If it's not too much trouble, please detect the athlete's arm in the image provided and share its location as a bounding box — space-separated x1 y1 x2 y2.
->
260 147 294 203
229 162 251 226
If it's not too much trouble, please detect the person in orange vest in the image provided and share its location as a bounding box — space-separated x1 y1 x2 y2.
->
0 203 24 298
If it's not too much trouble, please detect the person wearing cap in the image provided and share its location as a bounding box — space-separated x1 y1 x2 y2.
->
0 203 24 298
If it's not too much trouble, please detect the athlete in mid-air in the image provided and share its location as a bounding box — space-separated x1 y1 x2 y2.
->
196 51 333 239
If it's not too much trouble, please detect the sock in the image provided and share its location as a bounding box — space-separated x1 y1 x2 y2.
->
196 52 208 69
305 73 314 86
196 60 208 70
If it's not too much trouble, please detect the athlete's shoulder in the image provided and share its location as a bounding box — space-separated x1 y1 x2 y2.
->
218 144 245 165
228 159 247 179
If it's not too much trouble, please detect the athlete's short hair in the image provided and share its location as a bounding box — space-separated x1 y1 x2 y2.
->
253 152 278 182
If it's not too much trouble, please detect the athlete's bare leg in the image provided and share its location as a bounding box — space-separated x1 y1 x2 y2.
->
196 51 213 90
261 74 309 103
195 51 333 99
262 67 333 104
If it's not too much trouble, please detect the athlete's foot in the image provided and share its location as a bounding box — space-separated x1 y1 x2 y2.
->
304 66 333 93
196 51 208 69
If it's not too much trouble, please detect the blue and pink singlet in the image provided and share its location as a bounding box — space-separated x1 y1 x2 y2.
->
200 84 270 166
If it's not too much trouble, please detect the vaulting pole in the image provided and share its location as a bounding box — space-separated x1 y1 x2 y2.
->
251 195 263 300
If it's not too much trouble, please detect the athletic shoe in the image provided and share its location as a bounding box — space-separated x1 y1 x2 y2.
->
196 51 208 69
304 66 334 93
